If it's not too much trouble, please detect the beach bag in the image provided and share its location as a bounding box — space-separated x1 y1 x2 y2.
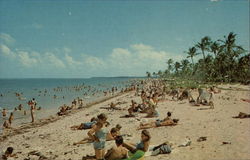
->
151 144 171 156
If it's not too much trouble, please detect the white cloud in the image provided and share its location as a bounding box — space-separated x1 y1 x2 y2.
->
65 54 81 66
210 0 220 2
83 54 105 67
44 52 66 68
0 33 15 44
0 36 183 77
79 43 181 76
0 44 11 56
17 51 38 67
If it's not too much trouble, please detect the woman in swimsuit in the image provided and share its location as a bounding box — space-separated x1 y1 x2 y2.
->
88 121 108 160
123 129 151 153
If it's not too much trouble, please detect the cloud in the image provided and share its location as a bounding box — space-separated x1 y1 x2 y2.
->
0 44 11 56
0 34 183 77
0 33 15 45
17 51 38 67
210 0 220 2
80 43 182 76
65 54 81 66
31 23 43 29
44 52 66 68
83 54 105 68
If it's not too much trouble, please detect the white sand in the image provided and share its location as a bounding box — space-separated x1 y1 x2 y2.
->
0 85 250 160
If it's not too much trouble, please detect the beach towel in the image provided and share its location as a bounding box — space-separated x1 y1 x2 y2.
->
122 150 145 160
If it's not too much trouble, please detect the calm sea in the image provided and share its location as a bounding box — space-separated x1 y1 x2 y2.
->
0 77 140 130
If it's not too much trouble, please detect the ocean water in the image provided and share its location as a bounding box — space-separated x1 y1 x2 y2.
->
0 77 140 128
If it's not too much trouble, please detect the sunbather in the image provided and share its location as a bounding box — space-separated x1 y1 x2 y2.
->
70 117 98 130
104 136 128 160
74 127 120 145
233 112 250 119
122 130 151 159
138 113 178 130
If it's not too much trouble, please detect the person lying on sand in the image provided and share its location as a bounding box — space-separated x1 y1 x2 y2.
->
104 136 128 160
232 112 250 119
70 117 98 130
241 98 250 103
122 130 151 159
100 102 124 111
74 127 120 145
138 113 179 130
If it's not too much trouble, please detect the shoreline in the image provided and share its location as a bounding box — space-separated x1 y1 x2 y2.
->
0 91 129 142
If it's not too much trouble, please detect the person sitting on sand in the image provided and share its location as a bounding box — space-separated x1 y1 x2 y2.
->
88 121 108 160
138 113 179 130
122 130 151 159
1 147 16 160
74 127 120 145
104 136 128 160
57 105 67 116
144 96 159 118
70 117 98 130
195 88 214 109
126 100 139 117
178 89 195 102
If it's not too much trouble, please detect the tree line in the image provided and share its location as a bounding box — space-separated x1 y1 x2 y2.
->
146 32 250 84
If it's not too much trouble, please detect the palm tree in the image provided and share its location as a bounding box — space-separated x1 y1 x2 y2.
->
196 36 211 59
157 70 163 78
219 32 245 58
174 62 181 75
166 59 173 73
186 47 198 67
146 71 151 78
210 41 221 57
181 59 190 71
219 32 246 81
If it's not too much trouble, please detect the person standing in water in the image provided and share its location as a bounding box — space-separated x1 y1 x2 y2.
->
1 108 7 118
28 98 36 123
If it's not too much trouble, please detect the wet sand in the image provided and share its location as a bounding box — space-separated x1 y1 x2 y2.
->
0 84 249 160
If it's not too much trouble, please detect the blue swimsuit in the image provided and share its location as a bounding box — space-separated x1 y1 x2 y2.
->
93 128 108 149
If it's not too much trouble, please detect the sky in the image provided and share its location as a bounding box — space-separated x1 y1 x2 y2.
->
0 0 249 78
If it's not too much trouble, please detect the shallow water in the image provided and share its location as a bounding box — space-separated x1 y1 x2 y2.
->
0 77 141 130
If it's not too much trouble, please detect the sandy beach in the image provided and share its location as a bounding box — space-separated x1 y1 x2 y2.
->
0 83 249 160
